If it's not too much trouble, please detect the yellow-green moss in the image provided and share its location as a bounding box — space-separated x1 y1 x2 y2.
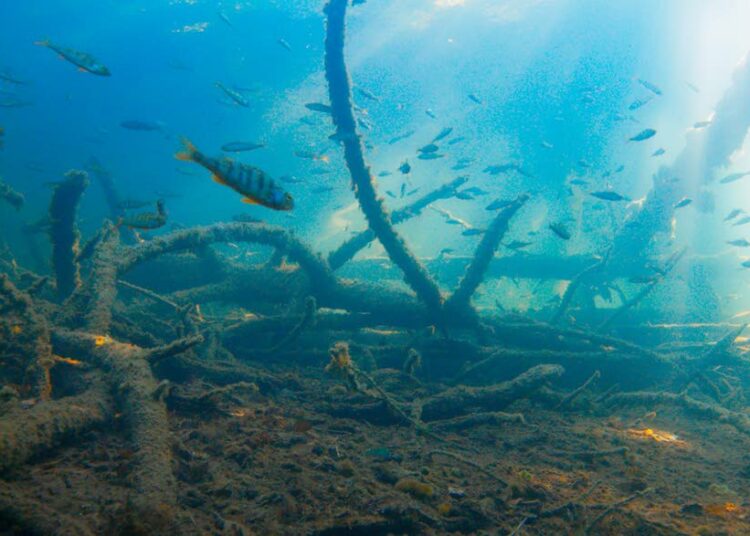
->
394 478 434 500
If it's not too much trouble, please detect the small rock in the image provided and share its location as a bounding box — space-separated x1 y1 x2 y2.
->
448 487 466 498
281 462 303 473
337 460 356 477
680 503 704 516
372 463 405 485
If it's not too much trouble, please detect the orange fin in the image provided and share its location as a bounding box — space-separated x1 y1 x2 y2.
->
175 137 198 161
212 174 228 185
241 197 260 205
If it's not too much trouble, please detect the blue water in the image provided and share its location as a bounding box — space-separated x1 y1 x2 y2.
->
6 4 750 534
2 0 750 312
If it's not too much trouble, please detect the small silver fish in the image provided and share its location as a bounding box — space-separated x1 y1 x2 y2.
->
432 127 453 143
628 97 652 111
549 222 571 240
216 82 249 107
719 172 750 185
388 130 415 145
35 40 110 76
725 209 744 221
418 153 444 160
462 228 484 236
355 87 379 102
305 102 332 114
221 141 265 152
418 143 439 153
505 240 533 250
590 191 629 202
629 128 656 142
485 198 513 211
638 79 662 96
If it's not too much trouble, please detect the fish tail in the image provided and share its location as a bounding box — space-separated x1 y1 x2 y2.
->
175 137 198 162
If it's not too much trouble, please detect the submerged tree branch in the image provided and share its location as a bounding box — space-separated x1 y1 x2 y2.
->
324 0 443 314
327 176 469 270
445 194 529 312
48 170 89 300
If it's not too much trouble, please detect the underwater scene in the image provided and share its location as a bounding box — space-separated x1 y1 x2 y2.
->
3 0 750 534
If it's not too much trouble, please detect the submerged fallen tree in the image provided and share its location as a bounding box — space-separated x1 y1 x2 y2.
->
4 5 750 535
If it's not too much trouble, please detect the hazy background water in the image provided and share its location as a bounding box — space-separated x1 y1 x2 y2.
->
2 0 750 314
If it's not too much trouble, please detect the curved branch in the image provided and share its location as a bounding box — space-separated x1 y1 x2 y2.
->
597 247 686 333
144 334 205 364
118 222 336 292
324 0 443 313
328 176 469 270
551 251 609 325
0 375 113 472
445 193 529 311
420 364 564 422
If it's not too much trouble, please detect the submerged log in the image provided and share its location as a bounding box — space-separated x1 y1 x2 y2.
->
0 375 112 472
52 330 182 522
0 274 54 398
119 222 336 293
324 0 443 315
120 223 434 327
48 170 89 300
607 390 750 435
0 487 94 536
420 364 564 422
83 223 120 334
